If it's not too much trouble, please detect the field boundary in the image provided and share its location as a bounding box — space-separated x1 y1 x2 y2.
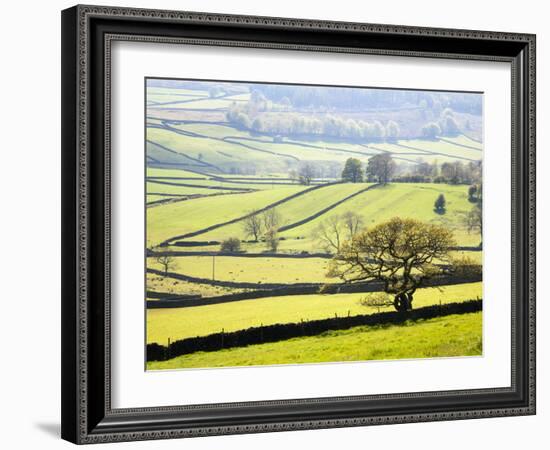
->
148 179 254 192
392 141 478 161
151 122 301 161
147 299 482 360
160 181 341 245
278 184 379 232
146 269 482 307
438 137 483 151
147 139 223 172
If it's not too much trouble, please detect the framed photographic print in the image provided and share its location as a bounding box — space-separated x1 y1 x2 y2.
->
61 4 536 444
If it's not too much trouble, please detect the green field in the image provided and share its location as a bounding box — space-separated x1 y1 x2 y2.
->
147 167 301 192
194 183 371 242
396 139 481 160
147 311 482 369
279 183 480 245
221 137 377 162
146 181 238 196
147 87 208 97
146 141 212 167
149 98 238 110
147 186 308 245
149 255 334 284
146 167 208 178
147 121 482 174
148 121 481 170
146 195 185 205
147 127 295 172
147 273 249 298
149 249 481 285
441 135 483 149
158 182 482 248
145 80 484 370
146 282 481 344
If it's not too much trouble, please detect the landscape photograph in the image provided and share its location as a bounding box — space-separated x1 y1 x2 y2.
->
144 78 483 370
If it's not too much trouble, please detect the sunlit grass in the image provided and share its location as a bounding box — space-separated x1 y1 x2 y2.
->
146 282 482 344
147 312 482 369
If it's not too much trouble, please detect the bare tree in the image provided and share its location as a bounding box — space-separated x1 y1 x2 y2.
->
342 211 364 238
298 163 315 185
264 227 280 252
465 201 482 247
314 215 344 253
327 217 456 311
288 169 299 184
242 211 263 241
155 251 176 276
314 212 364 254
262 208 282 231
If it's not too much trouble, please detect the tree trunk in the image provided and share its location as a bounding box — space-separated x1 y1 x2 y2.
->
406 292 414 309
393 292 413 312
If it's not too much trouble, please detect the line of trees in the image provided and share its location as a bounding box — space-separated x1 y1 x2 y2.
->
339 155 395 184
249 84 482 114
393 159 481 185
337 156 480 186
227 103 402 141
421 108 461 138
226 91 473 141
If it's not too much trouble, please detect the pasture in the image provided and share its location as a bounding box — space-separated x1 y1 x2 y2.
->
147 311 482 369
147 181 481 248
147 121 481 171
145 79 484 369
146 282 482 344
146 185 307 245
149 255 334 284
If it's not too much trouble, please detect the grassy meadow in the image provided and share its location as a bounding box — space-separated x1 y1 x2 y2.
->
147 282 482 345
145 80 483 370
147 312 482 369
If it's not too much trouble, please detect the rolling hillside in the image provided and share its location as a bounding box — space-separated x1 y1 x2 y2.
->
147 312 482 369
144 79 484 370
147 282 482 344
151 182 481 248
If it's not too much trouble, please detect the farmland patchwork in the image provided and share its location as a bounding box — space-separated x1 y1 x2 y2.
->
145 79 483 370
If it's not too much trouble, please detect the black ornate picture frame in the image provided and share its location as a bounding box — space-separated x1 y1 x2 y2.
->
61 4 536 444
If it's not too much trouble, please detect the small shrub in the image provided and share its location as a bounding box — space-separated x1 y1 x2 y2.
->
359 292 394 313
450 256 482 278
220 237 241 253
